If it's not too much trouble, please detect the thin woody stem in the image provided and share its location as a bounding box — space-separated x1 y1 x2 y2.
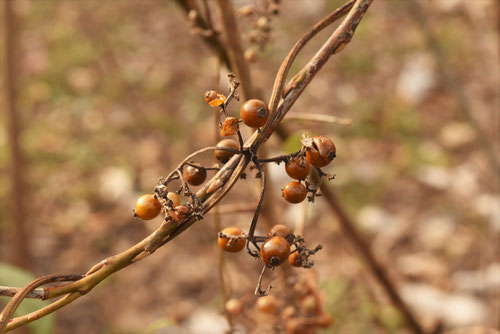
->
0 274 83 332
266 0 356 118
245 158 267 255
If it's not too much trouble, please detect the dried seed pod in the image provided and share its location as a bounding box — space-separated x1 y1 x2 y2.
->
305 136 336 168
220 117 240 137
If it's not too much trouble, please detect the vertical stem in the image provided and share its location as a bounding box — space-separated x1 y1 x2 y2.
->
215 0 254 100
2 0 32 269
320 185 425 334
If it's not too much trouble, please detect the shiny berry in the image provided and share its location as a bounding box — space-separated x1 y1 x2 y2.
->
260 236 290 267
240 99 269 128
185 164 207 186
135 194 161 220
283 181 307 204
285 157 310 180
218 227 246 253
215 139 239 163
288 252 303 267
268 224 293 239
305 136 336 168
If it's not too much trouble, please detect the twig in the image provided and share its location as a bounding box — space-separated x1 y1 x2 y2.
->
173 0 232 70
0 287 44 300
0 274 83 332
284 113 352 125
252 0 372 150
320 185 425 334
215 0 254 100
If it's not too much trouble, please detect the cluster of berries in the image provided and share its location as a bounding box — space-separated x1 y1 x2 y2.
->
218 224 319 269
282 136 336 204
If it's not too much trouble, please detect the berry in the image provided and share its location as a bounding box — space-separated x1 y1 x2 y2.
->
240 99 269 128
215 139 239 163
204 90 225 106
260 236 290 267
285 157 310 180
218 227 246 253
268 224 293 239
135 194 161 220
185 164 207 186
283 181 307 204
166 192 180 207
305 136 336 168
256 295 279 314
288 252 303 267
225 299 243 316
204 90 218 103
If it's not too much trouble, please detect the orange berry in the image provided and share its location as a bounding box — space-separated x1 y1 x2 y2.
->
215 139 239 163
260 236 290 267
218 227 246 253
268 224 293 239
256 295 279 314
135 194 161 220
288 252 303 267
283 181 307 204
285 157 310 180
240 99 269 128
185 164 207 186
305 136 336 168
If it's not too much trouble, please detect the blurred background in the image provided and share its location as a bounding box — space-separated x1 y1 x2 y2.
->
0 0 498 333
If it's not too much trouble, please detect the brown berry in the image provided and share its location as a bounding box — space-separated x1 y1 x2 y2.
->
288 252 303 267
185 164 207 186
218 227 246 253
166 192 180 207
240 99 269 128
256 295 279 314
305 136 336 168
204 90 218 103
285 157 310 180
283 181 307 204
215 139 239 163
260 236 290 267
135 194 161 220
268 224 293 239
